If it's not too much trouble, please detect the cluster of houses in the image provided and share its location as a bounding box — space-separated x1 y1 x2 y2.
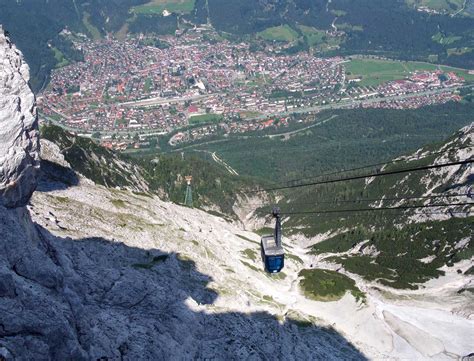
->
39 30 347 133
38 28 469 148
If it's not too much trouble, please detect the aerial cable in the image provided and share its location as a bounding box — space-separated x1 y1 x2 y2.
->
241 192 470 208
280 145 473 187
248 158 473 194
297 210 470 217
278 202 473 216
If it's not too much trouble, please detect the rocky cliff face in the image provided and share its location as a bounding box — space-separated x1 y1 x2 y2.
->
0 27 40 208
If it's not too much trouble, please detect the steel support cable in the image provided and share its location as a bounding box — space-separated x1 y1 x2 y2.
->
279 145 473 187
248 158 473 194
279 202 473 216
240 192 471 208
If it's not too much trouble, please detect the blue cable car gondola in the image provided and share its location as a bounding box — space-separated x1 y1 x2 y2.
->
261 208 284 273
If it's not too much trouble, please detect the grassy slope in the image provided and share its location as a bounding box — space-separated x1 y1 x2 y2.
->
406 0 465 13
299 269 365 302
258 25 299 42
132 0 195 14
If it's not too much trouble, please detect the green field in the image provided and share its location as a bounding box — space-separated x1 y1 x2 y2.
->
258 25 299 42
346 58 474 86
51 47 69 68
132 0 195 15
432 32 462 45
189 114 224 124
298 25 326 47
406 0 465 13
447 47 473 56
144 78 153 93
239 111 263 119
83 12 101 40
299 269 364 302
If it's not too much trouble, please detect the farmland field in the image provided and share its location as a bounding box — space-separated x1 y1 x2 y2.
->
189 114 224 124
406 0 465 13
346 58 474 86
83 12 102 40
258 25 299 42
298 25 326 47
132 0 195 15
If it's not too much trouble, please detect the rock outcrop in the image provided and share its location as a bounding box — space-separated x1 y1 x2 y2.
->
0 26 40 208
0 140 367 361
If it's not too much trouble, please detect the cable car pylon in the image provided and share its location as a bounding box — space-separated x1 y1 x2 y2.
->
184 176 193 207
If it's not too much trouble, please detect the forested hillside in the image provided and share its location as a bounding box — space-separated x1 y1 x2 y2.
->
1 0 473 91
191 102 474 181
40 125 260 216
282 125 473 290
0 0 147 91
205 0 474 67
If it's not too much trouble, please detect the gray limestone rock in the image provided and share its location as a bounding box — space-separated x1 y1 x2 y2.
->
0 27 40 209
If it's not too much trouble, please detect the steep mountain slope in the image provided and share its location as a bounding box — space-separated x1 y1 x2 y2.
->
24 138 473 360
1 29 473 360
40 125 149 192
40 124 262 215
205 0 474 66
280 123 473 233
1 129 467 360
267 124 473 290
0 27 40 208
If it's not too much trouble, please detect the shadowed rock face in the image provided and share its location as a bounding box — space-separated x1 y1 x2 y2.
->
0 27 40 208
0 206 367 360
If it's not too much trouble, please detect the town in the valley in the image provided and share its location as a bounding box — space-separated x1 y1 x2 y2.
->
38 27 471 150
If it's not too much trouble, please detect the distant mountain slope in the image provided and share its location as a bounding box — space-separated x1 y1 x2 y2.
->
40 124 150 192
205 0 474 66
40 124 261 215
275 124 473 290
0 0 146 91
280 124 473 233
